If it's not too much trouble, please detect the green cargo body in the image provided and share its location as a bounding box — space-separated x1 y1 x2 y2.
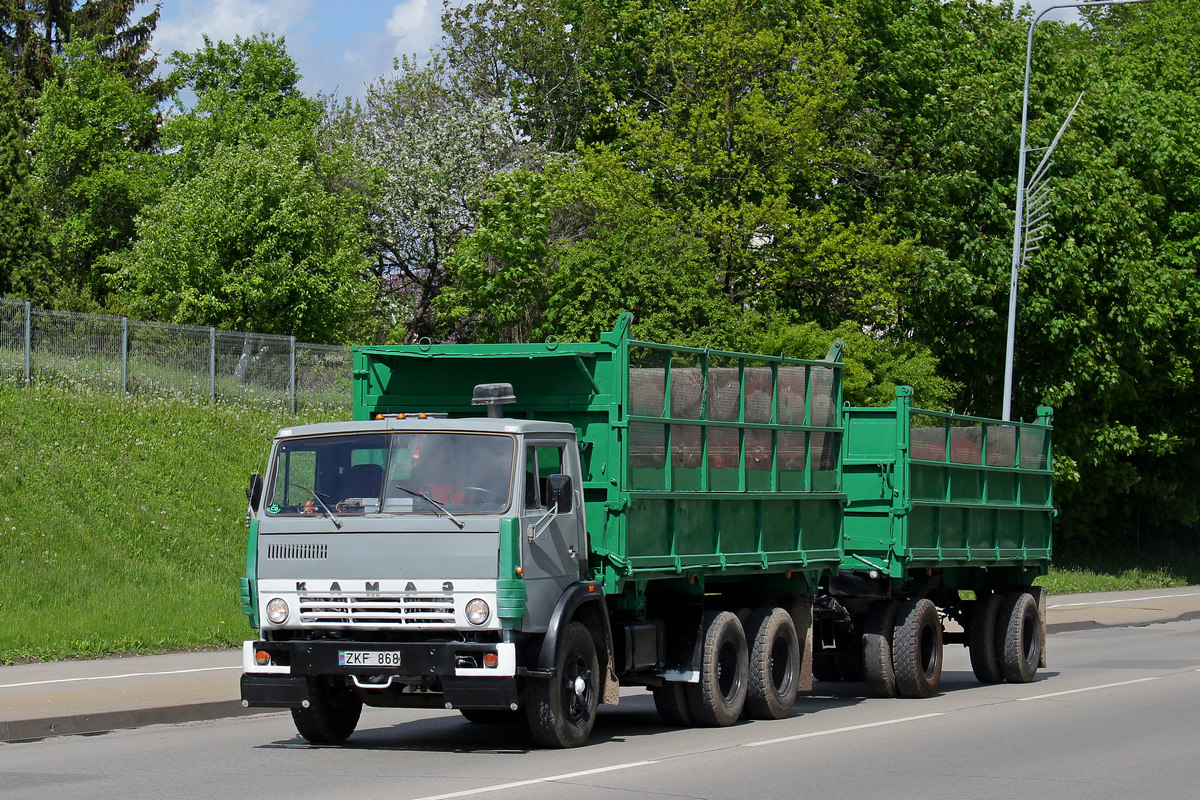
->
352 314 845 597
841 386 1053 591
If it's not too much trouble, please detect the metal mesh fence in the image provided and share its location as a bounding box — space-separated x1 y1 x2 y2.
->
0 298 352 412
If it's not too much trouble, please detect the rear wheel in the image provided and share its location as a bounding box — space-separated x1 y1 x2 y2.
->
969 592 1004 684
999 591 1042 683
291 677 363 744
892 598 943 699
525 621 600 748
686 611 749 726
863 600 900 698
744 607 800 720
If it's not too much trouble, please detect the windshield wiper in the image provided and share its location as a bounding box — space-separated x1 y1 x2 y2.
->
291 482 342 530
392 485 465 530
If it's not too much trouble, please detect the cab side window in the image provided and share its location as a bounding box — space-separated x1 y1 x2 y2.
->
525 444 565 510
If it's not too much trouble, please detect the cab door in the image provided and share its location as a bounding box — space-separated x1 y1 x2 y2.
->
519 440 586 630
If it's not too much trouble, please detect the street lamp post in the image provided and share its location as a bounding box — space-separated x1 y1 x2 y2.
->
1001 0 1161 421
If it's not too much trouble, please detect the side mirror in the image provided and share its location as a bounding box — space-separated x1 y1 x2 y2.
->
545 474 573 513
246 473 263 512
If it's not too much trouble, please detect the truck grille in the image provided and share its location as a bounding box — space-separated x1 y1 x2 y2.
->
266 544 328 560
297 593 456 627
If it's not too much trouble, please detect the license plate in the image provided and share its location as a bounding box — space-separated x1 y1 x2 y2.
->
338 650 401 667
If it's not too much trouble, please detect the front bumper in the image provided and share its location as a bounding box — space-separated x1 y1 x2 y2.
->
240 639 520 711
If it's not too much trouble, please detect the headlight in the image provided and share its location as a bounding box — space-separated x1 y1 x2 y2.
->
465 598 490 626
266 597 289 624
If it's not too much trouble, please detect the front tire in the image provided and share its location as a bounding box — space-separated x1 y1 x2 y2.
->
291 676 363 744
525 621 600 748
687 611 749 726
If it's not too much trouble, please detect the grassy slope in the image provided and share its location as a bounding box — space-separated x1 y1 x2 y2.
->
0 382 324 663
0 382 1194 663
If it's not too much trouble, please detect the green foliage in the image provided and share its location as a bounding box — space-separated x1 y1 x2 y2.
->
0 69 50 300
162 34 321 178
28 35 162 305
104 34 375 343
756 321 960 410
105 136 375 343
0 0 163 108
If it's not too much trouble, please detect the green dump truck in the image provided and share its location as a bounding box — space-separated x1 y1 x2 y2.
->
238 315 1054 747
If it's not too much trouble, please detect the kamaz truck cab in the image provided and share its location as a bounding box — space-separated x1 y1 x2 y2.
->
240 386 600 747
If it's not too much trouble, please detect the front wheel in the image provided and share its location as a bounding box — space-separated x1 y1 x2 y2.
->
291 676 363 744
525 621 600 748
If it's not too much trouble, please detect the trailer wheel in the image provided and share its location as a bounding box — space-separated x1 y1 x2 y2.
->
687 611 749 726
863 599 900 698
892 598 943 699
652 681 694 726
999 591 1042 683
969 592 1004 684
525 621 599 748
291 676 363 744
744 607 800 720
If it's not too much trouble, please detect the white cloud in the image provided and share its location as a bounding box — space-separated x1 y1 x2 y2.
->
384 0 442 58
153 0 309 61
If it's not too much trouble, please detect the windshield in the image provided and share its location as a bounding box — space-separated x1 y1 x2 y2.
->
264 431 516 517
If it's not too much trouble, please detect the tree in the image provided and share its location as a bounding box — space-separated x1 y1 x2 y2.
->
29 34 161 306
0 0 163 111
0 68 50 300
105 34 376 343
105 136 375 343
343 57 545 342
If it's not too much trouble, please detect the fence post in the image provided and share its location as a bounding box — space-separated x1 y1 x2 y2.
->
289 335 297 414
209 327 216 404
23 300 31 384
121 316 129 393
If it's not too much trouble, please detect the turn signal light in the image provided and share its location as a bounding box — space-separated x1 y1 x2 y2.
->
483 652 499 669
255 650 271 666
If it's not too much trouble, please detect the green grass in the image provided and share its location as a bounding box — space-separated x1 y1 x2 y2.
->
1040 545 1200 595
0 380 334 664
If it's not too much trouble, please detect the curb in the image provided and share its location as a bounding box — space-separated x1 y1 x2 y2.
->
1046 607 1200 635
1 701 265 744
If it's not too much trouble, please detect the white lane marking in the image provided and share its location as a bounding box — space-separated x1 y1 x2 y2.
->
1017 676 1163 701
1049 591 1200 609
405 761 658 800
744 712 946 748
0 666 240 690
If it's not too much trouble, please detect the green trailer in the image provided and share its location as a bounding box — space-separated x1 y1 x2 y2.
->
814 386 1054 698
241 315 849 746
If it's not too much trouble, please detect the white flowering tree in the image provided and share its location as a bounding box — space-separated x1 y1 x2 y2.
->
341 57 546 342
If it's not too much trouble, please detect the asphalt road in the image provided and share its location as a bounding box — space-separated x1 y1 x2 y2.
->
2 618 1198 800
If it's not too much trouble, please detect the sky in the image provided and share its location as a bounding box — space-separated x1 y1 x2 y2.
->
150 0 454 100
148 0 1084 102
